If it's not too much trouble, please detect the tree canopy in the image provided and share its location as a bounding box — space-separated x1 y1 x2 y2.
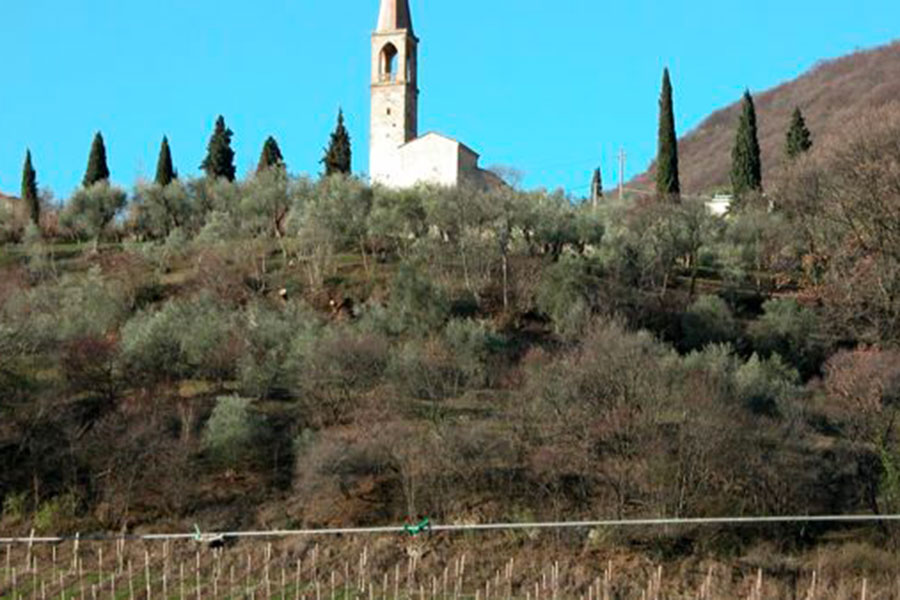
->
21 150 39 225
785 107 813 159
730 91 763 197
257 136 285 173
155 136 177 186
201 116 236 182
656 68 681 200
321 109 352 176
83 132 110 187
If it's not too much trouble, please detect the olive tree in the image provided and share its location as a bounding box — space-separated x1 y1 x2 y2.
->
61 182 127 249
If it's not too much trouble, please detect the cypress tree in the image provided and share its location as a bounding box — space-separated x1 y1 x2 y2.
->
155 136 177 186
83 132 110 187
21 150 39 225
785 107 813 159
321 109 352 176
201 116 236 181
257 136 285 173
656 68 680 200
590 167 603 206
730 90 763 197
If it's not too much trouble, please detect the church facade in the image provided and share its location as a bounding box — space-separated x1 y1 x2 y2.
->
369 0 498 189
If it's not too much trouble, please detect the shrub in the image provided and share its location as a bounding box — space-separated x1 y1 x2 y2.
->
751 297 825 378
1 491 27 524
61 182 127 245
32 493 79 533
202 396 262 468
734 353 800 416
366 263 449 337
442 319 504 388
130 181 195 239
681 295 738 351
535 255 600 341
238 300 321 399
387 338 462 401
297 329 389 425
119 295 238 387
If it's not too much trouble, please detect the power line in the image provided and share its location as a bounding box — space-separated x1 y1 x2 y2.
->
3 514 900 545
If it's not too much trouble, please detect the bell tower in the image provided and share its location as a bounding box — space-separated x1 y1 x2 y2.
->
370 0 418 186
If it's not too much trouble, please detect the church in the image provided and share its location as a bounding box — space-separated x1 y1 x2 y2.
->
369 0 499 189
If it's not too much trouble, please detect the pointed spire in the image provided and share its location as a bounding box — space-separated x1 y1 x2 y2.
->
377 0 413 33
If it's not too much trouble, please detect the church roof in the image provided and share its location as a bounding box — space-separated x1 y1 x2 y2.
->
377 0 414 34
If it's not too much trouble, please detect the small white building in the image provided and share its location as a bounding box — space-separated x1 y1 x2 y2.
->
369 0 496 189
705 193 733 217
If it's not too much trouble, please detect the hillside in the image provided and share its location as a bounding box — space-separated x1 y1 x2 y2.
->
633 40 900 193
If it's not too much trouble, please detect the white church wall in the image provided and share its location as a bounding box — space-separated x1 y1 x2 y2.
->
395 134 462 188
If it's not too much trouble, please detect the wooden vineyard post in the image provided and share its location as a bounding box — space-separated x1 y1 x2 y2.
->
265 543 273 599
71 533 80 574
394 563 400 600
26 528 35 576
806 570 817 600
344 562 349 599
247 553 254 597
32 555 38 599
295 559 302 600
79 557 85 600
127 560 134 600
145 549 152 599
195 551 201 600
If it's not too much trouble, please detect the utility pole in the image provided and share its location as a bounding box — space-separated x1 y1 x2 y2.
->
618 147 626 201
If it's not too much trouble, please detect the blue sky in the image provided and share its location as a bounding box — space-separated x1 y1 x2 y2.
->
0 0 896 200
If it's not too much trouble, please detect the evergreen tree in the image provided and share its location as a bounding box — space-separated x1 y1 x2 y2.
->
257 136 285 173
590 167 603 206
321 109 352 176
201 116 236 181
83 132 110 187
656 68 680 200
155 136 177 186
21 150 39 225
730 90 763 197
785 107 813 159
